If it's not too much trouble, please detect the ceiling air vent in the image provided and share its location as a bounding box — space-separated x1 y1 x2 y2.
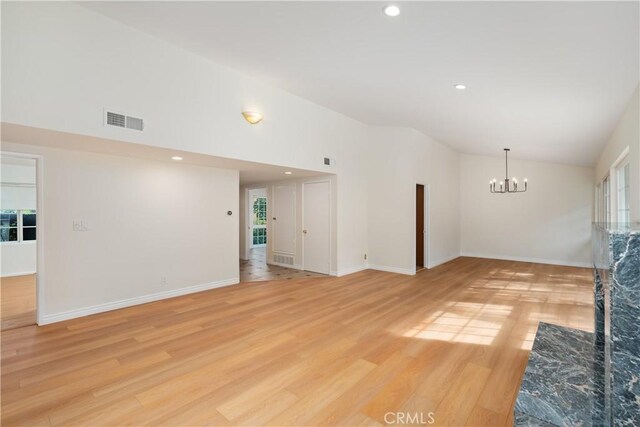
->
105 109 144 131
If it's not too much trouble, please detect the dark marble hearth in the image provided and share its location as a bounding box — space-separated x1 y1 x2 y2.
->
514 223 640 427
514 323 604 427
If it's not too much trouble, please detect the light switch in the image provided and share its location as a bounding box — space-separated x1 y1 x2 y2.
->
73 220 91 231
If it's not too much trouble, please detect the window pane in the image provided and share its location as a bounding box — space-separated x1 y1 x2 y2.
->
0 210 18 227
0 228 18 242
252 227 267 245
617 164 630 224
252 197 267 226
23 213 36 227
23 227 36 241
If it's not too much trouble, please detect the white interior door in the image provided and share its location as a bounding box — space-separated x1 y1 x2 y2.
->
303 181 330 274
273 184 296 254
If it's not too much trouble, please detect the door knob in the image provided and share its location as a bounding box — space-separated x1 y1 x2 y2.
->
303 230 308 234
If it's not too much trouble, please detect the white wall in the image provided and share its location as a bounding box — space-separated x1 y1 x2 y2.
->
1 159 37 276
595 85 640 223
460 154 594 267
367 127 461 273
0 242 36 277
1 141 239 324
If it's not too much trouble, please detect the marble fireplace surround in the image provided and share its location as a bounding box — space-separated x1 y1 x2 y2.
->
514 223 639 427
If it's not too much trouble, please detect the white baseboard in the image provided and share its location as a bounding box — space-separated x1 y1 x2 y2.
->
460 252 592 268
367 264 415 276
428 254 460 269
1 271 37 278
40 277 239 325
335 264 368 277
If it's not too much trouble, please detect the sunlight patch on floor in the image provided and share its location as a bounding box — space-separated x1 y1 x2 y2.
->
398 302 510 346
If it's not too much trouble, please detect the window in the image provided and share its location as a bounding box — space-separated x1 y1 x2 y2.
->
252 196 267 246
0 210 36 242
595 183 601 222
602 176 611 224
617 162 630 224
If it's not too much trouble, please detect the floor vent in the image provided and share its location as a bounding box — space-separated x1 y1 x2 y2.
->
274 254 294 266
105 109 144 131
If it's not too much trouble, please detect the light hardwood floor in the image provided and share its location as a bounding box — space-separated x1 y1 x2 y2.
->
1 274 36 331
0 258 593 426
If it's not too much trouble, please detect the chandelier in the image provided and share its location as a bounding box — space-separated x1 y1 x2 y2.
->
489 148 528 193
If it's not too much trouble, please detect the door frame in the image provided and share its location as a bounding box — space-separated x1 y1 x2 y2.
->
413 182 430 273
301 179 331 274
1 151 45 325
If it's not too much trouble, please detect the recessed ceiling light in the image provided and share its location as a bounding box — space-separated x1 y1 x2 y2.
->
171 156 183 161
383 5 400 17
284 171 293 175
454 84 467 90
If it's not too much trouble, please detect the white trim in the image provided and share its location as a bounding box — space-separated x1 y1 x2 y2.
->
336 264 368 277
1 151 45 325
429 254 460 268
367 264 415 276
1 271 37 278
40 277 239 325
460 252 591 268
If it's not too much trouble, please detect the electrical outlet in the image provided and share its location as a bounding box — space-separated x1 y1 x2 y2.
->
160 276 167 287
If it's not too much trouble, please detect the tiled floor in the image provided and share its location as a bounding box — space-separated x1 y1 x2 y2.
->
239 247 326 282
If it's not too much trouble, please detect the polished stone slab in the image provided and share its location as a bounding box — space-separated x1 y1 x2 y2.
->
514 322 604 427
608 230 640 427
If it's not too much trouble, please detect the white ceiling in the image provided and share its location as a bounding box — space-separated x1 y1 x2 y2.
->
83 1 639 166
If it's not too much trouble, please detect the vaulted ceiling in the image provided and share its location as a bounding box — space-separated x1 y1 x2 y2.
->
83 1 639 166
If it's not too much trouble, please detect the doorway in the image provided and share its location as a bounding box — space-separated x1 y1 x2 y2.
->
302 180 330 274
1 154 39 330
249 188 267 249
416 184 426 271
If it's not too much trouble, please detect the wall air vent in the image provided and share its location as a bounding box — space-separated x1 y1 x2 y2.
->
105 109 144 131
106 111 125 128
126 116 144 131
274 254 294 266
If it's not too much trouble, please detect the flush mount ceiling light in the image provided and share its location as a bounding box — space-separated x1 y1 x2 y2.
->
171 156 183 161
383 5 400 17
489 148 528 193
454 84 467 90
284 171 293 175
241 111 263 124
